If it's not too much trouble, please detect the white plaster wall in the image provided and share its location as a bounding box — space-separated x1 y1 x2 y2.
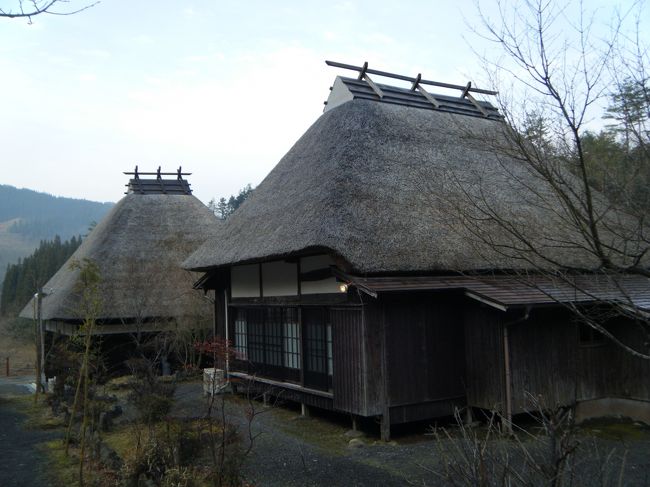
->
300 255 340 294
231 264 260 298
262 261 298 296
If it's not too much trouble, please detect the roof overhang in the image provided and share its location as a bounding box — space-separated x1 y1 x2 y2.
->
336 272 650 313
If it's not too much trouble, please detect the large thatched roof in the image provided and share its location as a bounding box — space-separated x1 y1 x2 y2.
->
20 190 219 322
183 76 620 274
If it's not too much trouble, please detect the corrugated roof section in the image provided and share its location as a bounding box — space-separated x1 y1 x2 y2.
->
337 77 503 120
342 273 650 311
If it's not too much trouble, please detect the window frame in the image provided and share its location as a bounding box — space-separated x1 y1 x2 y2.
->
228 305 333 390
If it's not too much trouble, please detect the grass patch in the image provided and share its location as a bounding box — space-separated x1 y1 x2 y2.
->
41 439 80 487
581 417 650 441
19 395 66 430
258 398 350 455
102 425 133 458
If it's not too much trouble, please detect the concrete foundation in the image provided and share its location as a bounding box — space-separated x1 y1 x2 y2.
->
575 397 650 425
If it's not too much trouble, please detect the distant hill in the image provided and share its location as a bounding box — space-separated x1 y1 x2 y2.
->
0 184 113 285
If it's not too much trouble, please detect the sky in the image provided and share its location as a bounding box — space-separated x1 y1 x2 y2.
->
0 0 647 205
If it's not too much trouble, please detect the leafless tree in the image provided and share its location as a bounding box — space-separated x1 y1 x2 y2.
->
421 397 628 487
0 0 99 21
425 0 650 357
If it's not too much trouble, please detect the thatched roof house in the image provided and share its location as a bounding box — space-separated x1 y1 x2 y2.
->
21 171 219 336
184 78 606 274
185 65 650 439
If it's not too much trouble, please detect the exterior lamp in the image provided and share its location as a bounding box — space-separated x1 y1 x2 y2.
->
338 283 349 293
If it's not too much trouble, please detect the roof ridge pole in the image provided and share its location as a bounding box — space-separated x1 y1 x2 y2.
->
358 61 384 99
411 72 440 109
325 60 498 95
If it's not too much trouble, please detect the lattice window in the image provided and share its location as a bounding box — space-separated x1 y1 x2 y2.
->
305 320 327 374
230 306 336 388
265 308 283 366
283 308 301 369
234 309 248 360
247 310 265 364
326 323 333 376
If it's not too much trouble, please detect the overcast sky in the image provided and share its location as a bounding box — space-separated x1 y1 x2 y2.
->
1 0 646 204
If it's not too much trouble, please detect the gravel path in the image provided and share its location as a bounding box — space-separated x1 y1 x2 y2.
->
0 376 61 487
3 376 649 486
171 382 650 487
173 382 415 486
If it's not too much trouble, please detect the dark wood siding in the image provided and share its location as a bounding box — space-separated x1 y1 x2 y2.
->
577 319 650 401
464 303 505 411
508 308 577 413
331 308 365 414
383 293 466 410
362 299 384 416
466 305 650 414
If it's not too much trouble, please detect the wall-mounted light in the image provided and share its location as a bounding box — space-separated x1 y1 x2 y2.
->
338 283 349 293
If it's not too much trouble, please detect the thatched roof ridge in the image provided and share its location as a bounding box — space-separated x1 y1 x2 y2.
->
183 98 606 274
20 193 220 322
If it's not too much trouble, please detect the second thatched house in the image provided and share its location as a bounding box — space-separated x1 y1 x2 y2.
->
21 168 220 370
184 63 650 439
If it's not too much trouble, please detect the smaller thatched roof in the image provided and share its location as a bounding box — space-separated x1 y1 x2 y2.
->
20 183 220 323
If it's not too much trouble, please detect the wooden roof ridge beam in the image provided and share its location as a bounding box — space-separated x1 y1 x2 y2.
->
411 73 440 109
357 61 384 99
325 60 498 96
124 166 192 177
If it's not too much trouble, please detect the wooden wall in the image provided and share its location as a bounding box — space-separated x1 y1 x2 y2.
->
464 303 506 411
508 308 577 413
381 293 466 411
577 319 650 401
331 308 368 415
465 304 650 415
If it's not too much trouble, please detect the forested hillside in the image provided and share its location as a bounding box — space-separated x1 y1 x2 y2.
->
1 235 82 316
0 185 113 239
0 185 112 285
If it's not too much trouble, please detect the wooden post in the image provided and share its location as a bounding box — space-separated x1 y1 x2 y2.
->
301 403 310 417
35 288 45 394
263 392 269 407
378 298 391 442
351 416 358 431
503 324 513 434
502 307 529 434
464 407 474 425
380 412 391 442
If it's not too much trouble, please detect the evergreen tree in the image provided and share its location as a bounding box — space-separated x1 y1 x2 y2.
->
208 184 254 220
0 235 82 316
